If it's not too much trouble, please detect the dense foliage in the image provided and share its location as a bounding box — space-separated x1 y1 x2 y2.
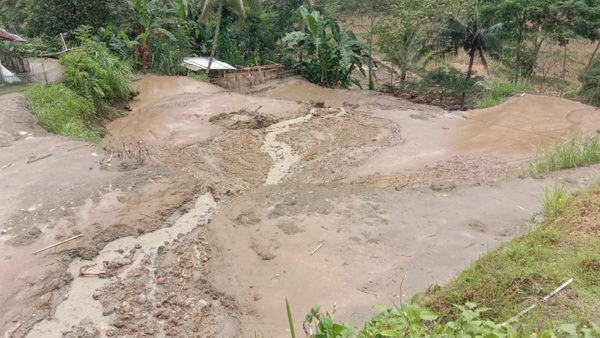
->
24 38 133 143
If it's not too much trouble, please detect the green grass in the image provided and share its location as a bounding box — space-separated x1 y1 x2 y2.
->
474 80 532 109
542 183 569 219
25 84 101 143
522 135 600 175
420 186 600 330
187 71 209 82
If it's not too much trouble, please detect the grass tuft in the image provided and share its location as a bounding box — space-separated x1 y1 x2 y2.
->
541 183 569 220
522 135 600 175
474 81 531 109
25 84 101 143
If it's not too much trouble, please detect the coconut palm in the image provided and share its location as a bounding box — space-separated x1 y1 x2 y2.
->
200 0 249 75
439 7 503 108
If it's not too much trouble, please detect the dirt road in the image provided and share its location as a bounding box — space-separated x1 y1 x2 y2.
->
2 76 599 337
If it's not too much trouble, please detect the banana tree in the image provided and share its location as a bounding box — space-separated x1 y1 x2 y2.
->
283 6 370 88
121 0 177 73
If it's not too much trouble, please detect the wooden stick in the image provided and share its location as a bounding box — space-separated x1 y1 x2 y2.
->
32 234 82 255
310 243 324 256
502 278 574 326
142 213 161 222
27 153 53 164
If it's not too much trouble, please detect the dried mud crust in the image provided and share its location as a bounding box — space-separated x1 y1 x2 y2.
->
278 111 403 184
64 228 240 337
106 128 272 200
354 155 519 189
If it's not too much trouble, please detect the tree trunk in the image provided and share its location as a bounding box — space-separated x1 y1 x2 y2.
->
461 51 476 110
514 22 524 84
400 69 407 87
560 43 568 97
205 0 224 77
367 2 375 90
587 40 600 70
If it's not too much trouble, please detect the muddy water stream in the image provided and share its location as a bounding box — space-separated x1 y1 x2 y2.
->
261 114 313 185
27 193 217 337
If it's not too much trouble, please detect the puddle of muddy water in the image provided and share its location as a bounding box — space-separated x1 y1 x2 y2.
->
27 193 217 337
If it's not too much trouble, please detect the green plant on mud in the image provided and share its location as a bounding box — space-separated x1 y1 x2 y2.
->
25 84 101 143
541 183 569 220
288 301 599 337
522 135 600 175
474 80 531 109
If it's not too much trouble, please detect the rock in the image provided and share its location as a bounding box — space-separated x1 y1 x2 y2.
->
92 290 103 300
102 306 115 316
135 294 147 305
119 301 133 313
106 329 116 337
134 243 142 249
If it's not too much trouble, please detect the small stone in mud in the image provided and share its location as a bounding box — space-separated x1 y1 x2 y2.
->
430 181 456 192
134 243 142 249
102 306 115 316
129 248 136 254
105 329 116 337
253 293 262 301
92 290 103 300
119 301 133 313
136 294 147 304
157 246 165 255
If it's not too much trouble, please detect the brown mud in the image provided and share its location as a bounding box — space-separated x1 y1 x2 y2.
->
2 75 600 337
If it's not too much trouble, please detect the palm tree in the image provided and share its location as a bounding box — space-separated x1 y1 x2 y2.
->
381 25 432 88
200 0 248 76
439 7 503 108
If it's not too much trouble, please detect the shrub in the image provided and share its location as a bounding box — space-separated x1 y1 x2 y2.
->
580 58 600 107
25 84 100 143
60 40 132 106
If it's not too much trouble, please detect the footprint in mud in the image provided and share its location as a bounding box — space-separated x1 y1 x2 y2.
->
275 220 304 235
250 235 279 260
467 220 488 233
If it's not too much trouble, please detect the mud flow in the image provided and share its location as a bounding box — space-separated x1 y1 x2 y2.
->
2 76 600 337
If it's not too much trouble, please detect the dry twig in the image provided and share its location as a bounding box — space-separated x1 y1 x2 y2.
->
32 234 82 255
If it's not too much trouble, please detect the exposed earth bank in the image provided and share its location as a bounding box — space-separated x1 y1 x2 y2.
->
1 76 599 337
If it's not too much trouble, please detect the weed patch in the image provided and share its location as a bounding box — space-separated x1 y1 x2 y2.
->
25 84 100 143
521 135 600 175
474 81 531 109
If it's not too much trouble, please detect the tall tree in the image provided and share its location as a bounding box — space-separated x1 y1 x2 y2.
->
200 0 249 76
480 0 560 83
27 0 131 39
439 7 503 108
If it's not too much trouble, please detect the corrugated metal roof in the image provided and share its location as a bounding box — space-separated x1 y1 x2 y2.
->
183 57 236 71
0 28 26 42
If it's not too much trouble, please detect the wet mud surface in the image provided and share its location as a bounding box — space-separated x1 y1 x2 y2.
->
2 75 600 337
